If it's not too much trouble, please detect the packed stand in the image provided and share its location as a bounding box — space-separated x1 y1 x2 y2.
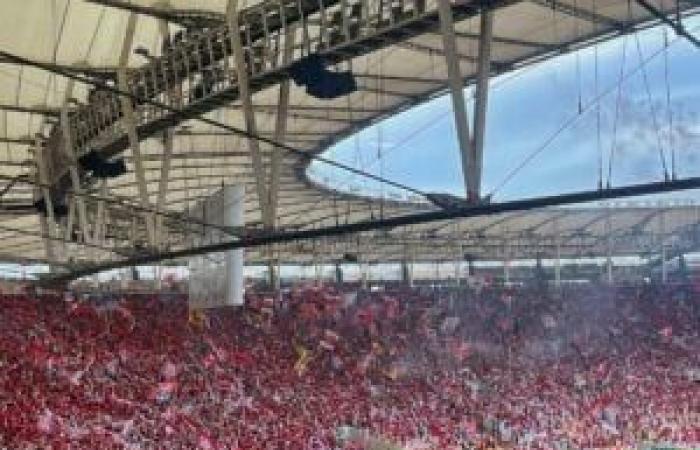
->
0 282 698 449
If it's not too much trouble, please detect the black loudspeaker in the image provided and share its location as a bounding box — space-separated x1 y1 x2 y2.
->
78 150 127 179
288 55 357 100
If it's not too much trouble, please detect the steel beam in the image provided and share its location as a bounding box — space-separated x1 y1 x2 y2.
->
266 25 296 288
0 104 60 117
227 0 270 225
156 130 174 248
117 12 156 246
0 137 34 145
33 139 57 231
268 25 296 229
226 104 385 113
154 16 174 251
92 180 108 249
398 40 480 63
60 80 91 244
437 0 473 201
33 140 57 267
452 31 557 50
471 8 494 202
64 198 75 242
49 176 700 282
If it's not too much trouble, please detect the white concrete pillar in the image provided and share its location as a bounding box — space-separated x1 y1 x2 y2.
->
606 209 613 285
224 185 245 305
660 210 667 284
554 218 561 289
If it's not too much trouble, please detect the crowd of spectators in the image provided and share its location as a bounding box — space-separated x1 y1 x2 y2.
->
0 281 698 449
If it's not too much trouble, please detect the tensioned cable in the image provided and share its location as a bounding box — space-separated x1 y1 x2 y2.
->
594 0 603 189
595 41 603 189
324 63 542 200
662 27 676 179
488 27 684 199
633 31 669 180
0 49 430 199
607 33 628 188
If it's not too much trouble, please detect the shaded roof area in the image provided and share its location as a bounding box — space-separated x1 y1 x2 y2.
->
0 0 697 272
247 201 700 263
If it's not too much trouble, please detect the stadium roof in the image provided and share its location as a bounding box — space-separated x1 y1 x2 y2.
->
0 0 698 274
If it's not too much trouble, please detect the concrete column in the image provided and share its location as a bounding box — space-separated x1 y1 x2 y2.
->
554 218 561 289
335 262 343 284
606 209 613 285
360 262 368 289
660 210 667 284
224 185 245 305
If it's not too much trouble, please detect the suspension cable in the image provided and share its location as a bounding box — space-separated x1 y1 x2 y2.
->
594 0 603 190
633 31 669 181
490 27 686 198
663 27 676 179
607 34 628 189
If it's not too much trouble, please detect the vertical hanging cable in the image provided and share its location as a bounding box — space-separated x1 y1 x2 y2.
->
595 47 602 188
663 28 676 179
634 32 669 181
607 33 628 189
574 0 583 115
377 52 384 219
594 0 602 189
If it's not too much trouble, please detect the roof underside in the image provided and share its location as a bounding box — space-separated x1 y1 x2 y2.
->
0 0 697 271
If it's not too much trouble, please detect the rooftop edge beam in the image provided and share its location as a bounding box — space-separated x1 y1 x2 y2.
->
635 0 700 48
0 104 60 117
530 0 625 31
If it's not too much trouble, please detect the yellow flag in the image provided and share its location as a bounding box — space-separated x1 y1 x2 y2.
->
294 344 312 375
189 309 206 330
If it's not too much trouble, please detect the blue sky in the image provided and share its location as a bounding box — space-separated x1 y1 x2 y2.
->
309 18 700 203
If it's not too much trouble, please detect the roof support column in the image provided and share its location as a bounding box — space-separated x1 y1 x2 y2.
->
38 214 55 267
472 8 494 201
60 80 91 245
64 198 75 243
227 0 270 226
437 0 473 200
92 180 107 252
268 251 281 290
268 25 296 229
266 26 296 289
156 16 174 251
118 12 156 247
33 139 57 265
156 130 174 249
